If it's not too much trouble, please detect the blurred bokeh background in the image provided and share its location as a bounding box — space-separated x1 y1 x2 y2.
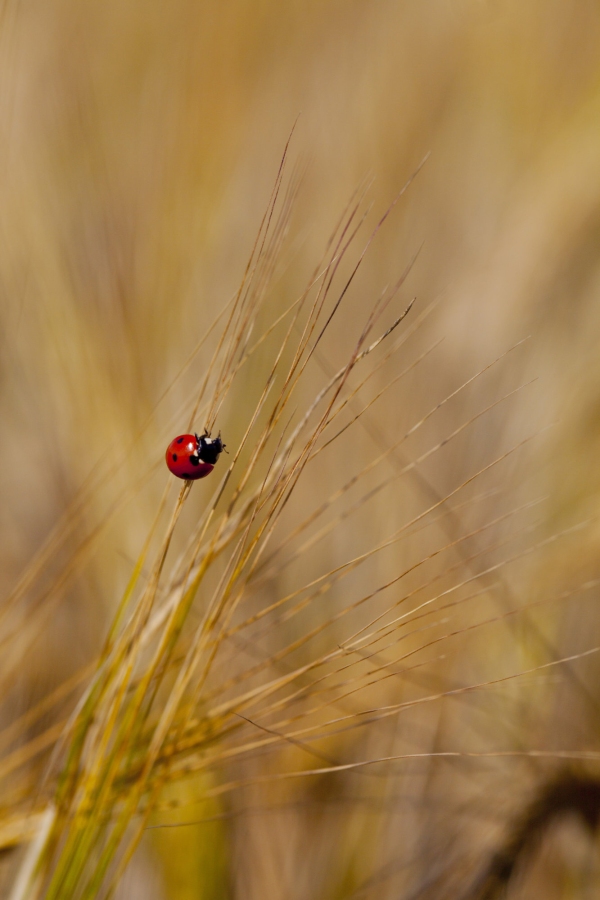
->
3 0 600 897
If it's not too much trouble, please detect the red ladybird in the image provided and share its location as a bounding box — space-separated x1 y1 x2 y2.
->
165 432 225 480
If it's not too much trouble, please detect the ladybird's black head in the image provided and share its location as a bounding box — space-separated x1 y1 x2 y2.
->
195 432 225 465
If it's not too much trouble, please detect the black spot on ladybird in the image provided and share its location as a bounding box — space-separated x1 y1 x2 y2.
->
172 454 178 461
177 437 184 444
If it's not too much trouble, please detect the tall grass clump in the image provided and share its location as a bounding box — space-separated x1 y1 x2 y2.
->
5 142 429 898
2 142 597 900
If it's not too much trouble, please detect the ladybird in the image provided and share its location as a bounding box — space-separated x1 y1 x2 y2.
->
165 432 225 480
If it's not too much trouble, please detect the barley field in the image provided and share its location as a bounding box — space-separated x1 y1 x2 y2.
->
2 2 600 898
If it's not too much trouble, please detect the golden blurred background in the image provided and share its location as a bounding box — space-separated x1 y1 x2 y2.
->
3 1 600 897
